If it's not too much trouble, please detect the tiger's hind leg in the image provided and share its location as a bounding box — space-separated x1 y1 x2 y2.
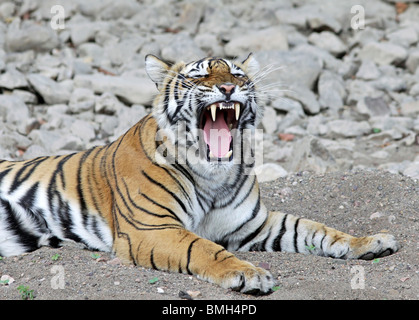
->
0 197 59 257
239 211 401 260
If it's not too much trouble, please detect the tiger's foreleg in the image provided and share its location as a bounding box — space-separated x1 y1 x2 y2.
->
113 227 276 295
240 211 400 260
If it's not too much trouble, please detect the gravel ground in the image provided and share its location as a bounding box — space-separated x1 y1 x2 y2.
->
1 170 417 301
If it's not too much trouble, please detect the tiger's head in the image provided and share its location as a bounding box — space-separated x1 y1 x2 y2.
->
145 54 262 174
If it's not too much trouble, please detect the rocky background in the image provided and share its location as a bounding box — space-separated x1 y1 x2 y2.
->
0 0 418 182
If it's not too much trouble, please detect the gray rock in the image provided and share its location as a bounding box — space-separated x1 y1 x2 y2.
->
275 7 308 29
0 2 15 20
307 115 328 136
12 89 38 104
254 50 322 90
276 110 304 133
27 73 72 105
414 118 419 133
72 59 94 75
43 105 74 131
194 33 224 57
0 66 28 89
405 50 419 74
369 116 414 132
173 2 205 34
403 161 419 179
69 22 98 46
317 71 346 113
79 0 140 20
320 138 356 164
307 14 342 33
308 31 347 57
255 163 288 183
294 44 343 73
29 0 77 20
70 120 96 144
386 26 418 48
77 43 106 68
271 97 305 117
112 105 147 139
95 92 124 115
68 88 95 114
160 33 205 63
284 125 307 137
284 85 320 115
399 3 419 24
6 18 59 52
28 128 84 154
22 144 49 160
355 60 381 80
409 83 419 96
356 96 390 118
371 76 406 92
74 73 156 105
0 131 31 154
287 135 337 174
327 120 371 138
357 42 407 66
400 100 419 116
100 0 141 20
96 114 119 137
105 36 145 66
0 95 29 134
370 150 390 160
346 79 383 105
349 27 385 48
224 26 289 57
260 106 278 134
199 5 237 36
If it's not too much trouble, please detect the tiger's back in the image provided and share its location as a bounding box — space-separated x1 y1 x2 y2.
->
0 115 152 256
0 136 113 256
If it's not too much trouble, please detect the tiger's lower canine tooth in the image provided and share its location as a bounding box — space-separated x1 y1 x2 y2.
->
223 150 232 158
234 103 240 120
211 104 217 122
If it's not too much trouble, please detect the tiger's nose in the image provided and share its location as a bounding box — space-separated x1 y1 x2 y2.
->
218 83 235 94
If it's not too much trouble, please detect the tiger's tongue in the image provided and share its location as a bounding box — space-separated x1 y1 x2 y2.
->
203 113 232 158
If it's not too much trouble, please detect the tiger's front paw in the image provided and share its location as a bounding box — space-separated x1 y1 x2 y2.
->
355 233 401 260
217 263 276 295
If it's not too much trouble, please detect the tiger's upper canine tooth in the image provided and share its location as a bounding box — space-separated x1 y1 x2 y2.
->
211 104 217 122
234 103 240 120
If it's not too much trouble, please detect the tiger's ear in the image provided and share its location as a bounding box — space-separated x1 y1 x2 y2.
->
241 53 260 77
145 54 170 86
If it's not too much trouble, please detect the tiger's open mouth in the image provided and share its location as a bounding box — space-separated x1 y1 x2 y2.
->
199 101 242 162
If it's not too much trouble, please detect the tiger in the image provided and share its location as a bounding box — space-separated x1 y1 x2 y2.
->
0 53 400 295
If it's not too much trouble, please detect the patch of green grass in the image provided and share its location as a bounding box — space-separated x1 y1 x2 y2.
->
17 285 34 300
148 277 159 284
51 253 61 261
305 244 316 251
